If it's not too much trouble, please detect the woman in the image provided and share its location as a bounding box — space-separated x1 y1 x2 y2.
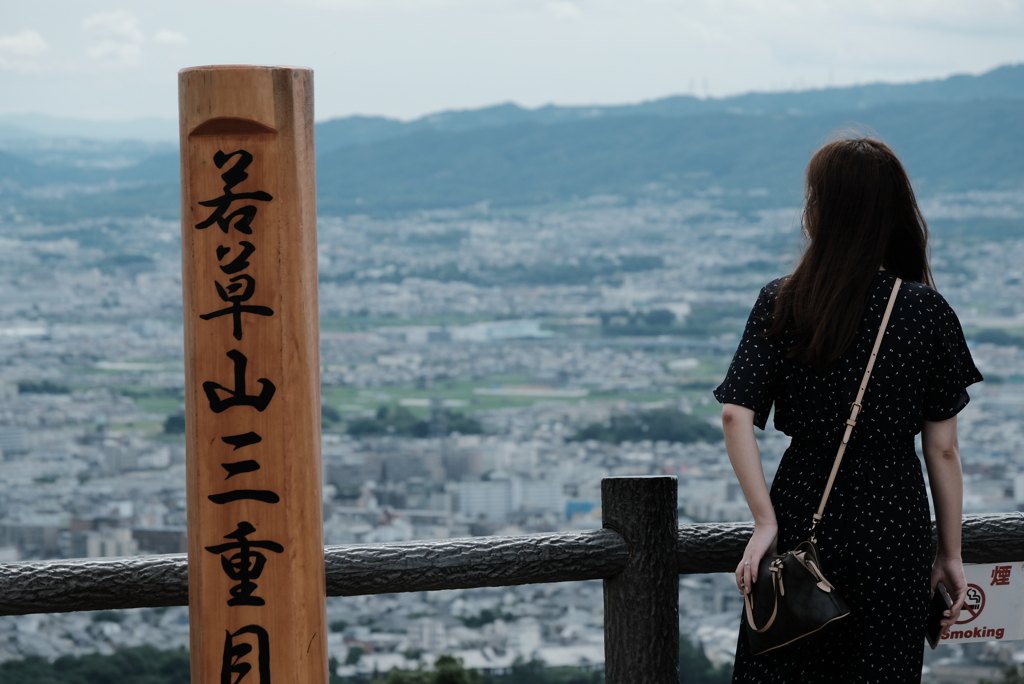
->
714 138 982 683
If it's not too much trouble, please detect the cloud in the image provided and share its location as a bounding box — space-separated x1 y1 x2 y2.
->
545 1 583 19
0 29 48 58
81 11 144 65
294 0 466 9
0 29 49 72
154 29 189 46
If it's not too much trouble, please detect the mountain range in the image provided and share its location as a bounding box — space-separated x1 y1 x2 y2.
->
1 64 1022 220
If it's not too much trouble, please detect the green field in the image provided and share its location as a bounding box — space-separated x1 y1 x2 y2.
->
320 313 498 333
321 372 722 428
134 396 185 416
75 353 728 432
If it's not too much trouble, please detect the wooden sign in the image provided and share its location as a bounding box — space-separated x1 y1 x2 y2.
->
178 65 327 684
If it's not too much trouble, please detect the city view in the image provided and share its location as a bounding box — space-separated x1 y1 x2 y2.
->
0 6 1023 682
2 170 1023 681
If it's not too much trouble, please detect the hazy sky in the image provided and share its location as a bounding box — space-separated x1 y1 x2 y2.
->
1 0 1022 122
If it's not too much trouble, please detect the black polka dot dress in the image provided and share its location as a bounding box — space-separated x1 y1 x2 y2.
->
714 271 983 684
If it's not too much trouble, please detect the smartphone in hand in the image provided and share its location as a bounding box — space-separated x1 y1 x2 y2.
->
927 582 953 650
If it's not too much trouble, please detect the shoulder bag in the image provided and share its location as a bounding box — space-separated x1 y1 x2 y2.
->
743 277 902 655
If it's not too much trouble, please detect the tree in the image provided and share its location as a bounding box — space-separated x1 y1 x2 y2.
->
0 646 191 684
679 636 731 684
347 405 481 438
322 403 343 428
981 665 1024 684
374 654 482 684
434 655 483 684
570 407 721 444
17 380 70 395
346 645 365 665
163 412 186 434
490 658 601 683
0 656 61 684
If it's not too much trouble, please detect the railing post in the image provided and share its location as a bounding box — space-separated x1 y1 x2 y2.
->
602 476 679 684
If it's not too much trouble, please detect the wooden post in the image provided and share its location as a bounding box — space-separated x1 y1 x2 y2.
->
178 66 326 684
602 476 679 684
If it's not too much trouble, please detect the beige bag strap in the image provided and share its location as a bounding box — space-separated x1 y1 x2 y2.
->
811 277 902 532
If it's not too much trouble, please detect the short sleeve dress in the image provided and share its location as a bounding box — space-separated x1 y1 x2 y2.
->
714 271 983 684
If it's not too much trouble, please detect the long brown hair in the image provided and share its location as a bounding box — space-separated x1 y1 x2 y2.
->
769 138 934 370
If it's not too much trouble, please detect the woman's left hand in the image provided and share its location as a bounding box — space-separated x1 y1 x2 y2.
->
931 554 967 637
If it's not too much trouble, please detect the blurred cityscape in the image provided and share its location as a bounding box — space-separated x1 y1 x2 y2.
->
0 183 1022 681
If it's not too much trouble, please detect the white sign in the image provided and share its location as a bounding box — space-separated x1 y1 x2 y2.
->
940 562 1024 644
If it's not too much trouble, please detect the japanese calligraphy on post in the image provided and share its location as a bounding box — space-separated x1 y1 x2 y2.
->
179 65 327 684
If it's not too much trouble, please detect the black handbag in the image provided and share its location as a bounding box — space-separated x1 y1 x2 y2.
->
742 277 902 655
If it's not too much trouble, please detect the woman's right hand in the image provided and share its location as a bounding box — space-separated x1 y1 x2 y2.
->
736 522 778 594
931 554 967 637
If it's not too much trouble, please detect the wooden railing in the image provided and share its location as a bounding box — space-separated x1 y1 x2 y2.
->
2 476 1023 683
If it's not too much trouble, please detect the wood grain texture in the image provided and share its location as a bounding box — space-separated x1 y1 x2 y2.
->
179 65 325 684
602 477 679 684
0 515 1021 616
675 513 1024 574
0 554 189 615
0 529 627 615
323 528 629 595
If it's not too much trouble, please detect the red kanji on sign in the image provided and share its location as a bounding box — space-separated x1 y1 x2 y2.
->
991 565 1012 586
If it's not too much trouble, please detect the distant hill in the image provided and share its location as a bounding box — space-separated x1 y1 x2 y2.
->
315 98 1024 213
0 64 1022 220
0 149 47 186
315 64 1024 156
4 63 1022 149
0 114 176 141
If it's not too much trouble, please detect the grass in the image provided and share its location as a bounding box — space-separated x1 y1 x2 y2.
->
320 313 501 332
322 374 546 417
689 401 722 417
70 352 728 430
105 419 167 435
134 396 184 415
100 379 718 432
963 325 1024 337
322 373 721 426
